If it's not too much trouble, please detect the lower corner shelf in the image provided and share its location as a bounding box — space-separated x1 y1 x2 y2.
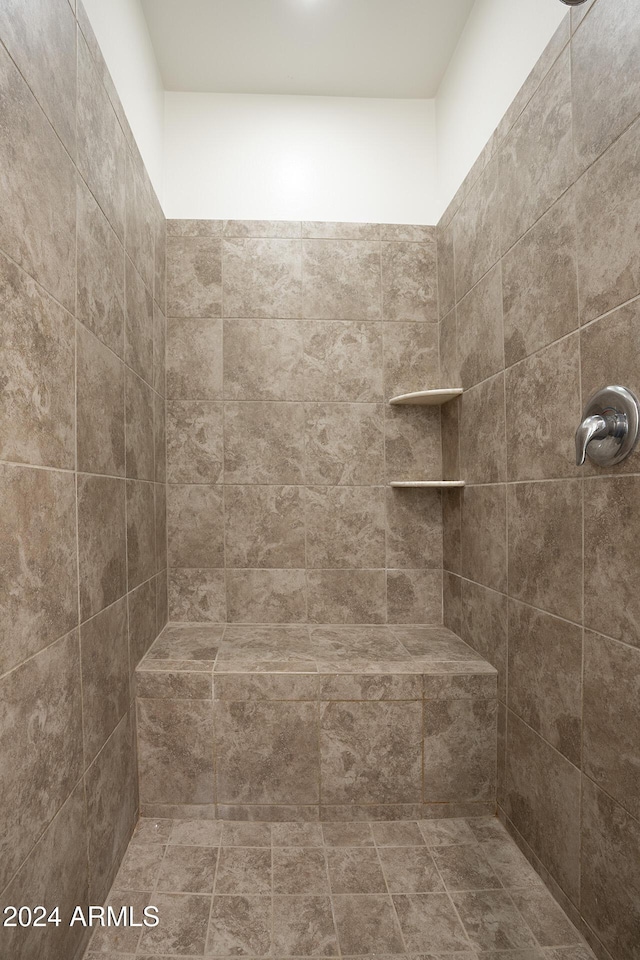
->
389 480 465 488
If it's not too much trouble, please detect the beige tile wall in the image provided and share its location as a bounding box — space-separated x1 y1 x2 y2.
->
0 3 167 957
438 4 640 960
165 220 444 624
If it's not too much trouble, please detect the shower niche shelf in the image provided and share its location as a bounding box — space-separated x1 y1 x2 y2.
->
389 388 462 406
390 480 465 489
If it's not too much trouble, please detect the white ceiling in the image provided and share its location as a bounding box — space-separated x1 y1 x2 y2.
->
140 0 476 99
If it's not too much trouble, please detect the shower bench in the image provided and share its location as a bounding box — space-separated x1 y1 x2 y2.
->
135 623 497 822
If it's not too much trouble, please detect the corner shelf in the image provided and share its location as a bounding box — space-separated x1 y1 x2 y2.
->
390 481 465 489
389 388 462 406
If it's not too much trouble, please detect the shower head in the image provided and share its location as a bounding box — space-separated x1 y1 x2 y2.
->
558 0 590 5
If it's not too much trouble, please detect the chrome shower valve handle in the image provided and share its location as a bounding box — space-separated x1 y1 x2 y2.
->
575 385 640 467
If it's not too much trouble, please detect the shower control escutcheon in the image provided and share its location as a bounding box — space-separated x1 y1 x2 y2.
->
575 385 640 467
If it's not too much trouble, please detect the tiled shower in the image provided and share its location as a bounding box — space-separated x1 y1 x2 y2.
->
1 1 639 959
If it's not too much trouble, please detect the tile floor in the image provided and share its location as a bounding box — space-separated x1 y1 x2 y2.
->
84 815 595 958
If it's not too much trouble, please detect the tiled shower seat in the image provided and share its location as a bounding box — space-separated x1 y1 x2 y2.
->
136 624 498 822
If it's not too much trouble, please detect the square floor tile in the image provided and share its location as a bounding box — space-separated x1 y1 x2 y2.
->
206 895 271 956
393 892 471 953
157 844 219 894
139 893 211 955
274 847 330 894
112 843 166 890
372 821 425 846
273 895 339 956
418 819 477 846
170 819 223 846
511 888 583 946
132 818 174 844
327 848 387 894
378 846 444 893
432 843 502 891
273 822 324 846
452 889 540 951
322 822 374 846
215 847 272 894
333 895 405 955
221 822 272 846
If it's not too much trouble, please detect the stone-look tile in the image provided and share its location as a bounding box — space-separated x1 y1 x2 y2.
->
167 484 224 568
393 892 471 953
424 699 497 802
167 401 223 484
137 698 214 805
156 845 218 893
81 597 129 764
438 220 455 319
273 895 339 956
479 836 544 889
381 240 438 322
224 317 305 400
460 374 506 484
221 821 273 845
0 252 75 470
225 401 305 484
156 572 169 632
113 841 166 891
506 335 581 481
303 221 380 240
77 34 126 240
170 819 222 845
225 485 306 568
0 464 78 676
226 569 308 623
128 578 157 670
581 776 640 960
572 0 640 170
505 713 581 901
155 482 167 573
0 44 75 310
212 846 268 895
384 404 442 482
333 895 404 954
432 843 501 891
139 893 211 955
0 632 82 892
508 481 582 623
224 219 301 238
419 818 478 846
77 180 125 357
305 402 385 485
216 700 319 803
322 821 374 845
386 487 443 568
272 822 323 846
457 264 504 389
125 258 154 386
387 569 443 624
224 237 302 318
461 485 507 593
302 239 381 320
306 486 386 568
207 895 271 956
125 368 154 481
148 622 222 661
571 0 597 30
511 887 582 947
125 153 155 292
454 158 501 300
126 479 156 589
580 300 640 475
77 322 125 477
153 390 166 484
442 488 461 574
383 321 439 399
583 631 640 819
371 820 425 845
576 116 640 323
452 889 539 950
584 477 640 647
381 223 436 242
499 49 574 253
85 707 137 902
166 237 222 318
509 601 582 765
273 847 329 894
327 847 387 893
378 846 444 893
461 580 507 699
0 0 76 157
168 219 223 237
167 317 223 401
87 891 146 955
78 475 126 621
320 701 422 803
0 784 88 960
443 571 463 636
308 570 386 624
304 320 384 401
503 192 578 365
169 568 227 622
440 308 460 388
153 300 166 396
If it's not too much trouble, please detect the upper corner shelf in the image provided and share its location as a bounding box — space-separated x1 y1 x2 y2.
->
389 388 462 406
